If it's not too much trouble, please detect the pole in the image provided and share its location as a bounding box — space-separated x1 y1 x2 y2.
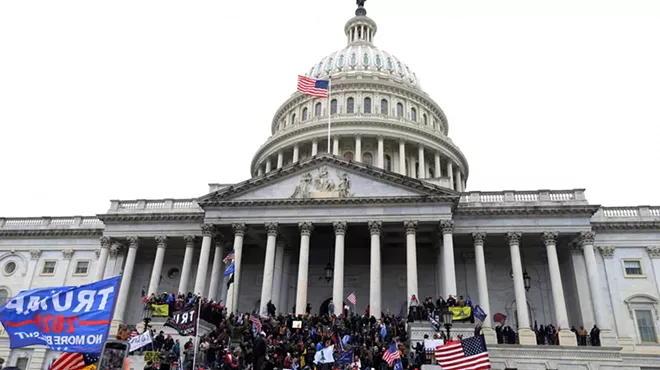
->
327 78 332 153
192 297 202 370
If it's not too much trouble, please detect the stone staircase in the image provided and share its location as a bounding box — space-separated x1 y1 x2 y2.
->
408 320 478 347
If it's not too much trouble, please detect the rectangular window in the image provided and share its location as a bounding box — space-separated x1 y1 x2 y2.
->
74 260 90 275
623 260 644 277
41 260 56 275
635 310 658 343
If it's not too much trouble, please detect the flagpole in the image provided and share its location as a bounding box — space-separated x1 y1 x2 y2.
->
327 78 332 153
192 297 201 370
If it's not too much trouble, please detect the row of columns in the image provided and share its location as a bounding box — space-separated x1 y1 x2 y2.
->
257 137 466 191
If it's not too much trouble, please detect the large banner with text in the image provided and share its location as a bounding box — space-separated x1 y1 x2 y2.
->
0 276 121 353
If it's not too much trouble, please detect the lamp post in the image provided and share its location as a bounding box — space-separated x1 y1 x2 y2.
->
141 305 153 334
442 308 453 340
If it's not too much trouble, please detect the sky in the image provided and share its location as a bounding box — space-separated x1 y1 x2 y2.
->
0 0 659 217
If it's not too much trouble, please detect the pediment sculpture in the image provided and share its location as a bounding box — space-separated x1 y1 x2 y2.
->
291 166 353 199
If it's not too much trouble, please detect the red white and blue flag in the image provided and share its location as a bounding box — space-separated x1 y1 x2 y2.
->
297 75 329 98
223 250 235 264
435 336 491 370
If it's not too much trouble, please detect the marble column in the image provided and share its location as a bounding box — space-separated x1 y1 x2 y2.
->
293 144 300 163
446 161 454 190
95 237 111 281
295 222 314 315
398 140 406 176
259 222 279 314
355 135 362 162
455 171 463 192
228 223 247 313
271 240 285 312
312 139 318 156
265 158 272 173
648 246 660 299
580 231 618 346
194 225 214 296
61 249 74 285
333 137 340 155
178 236 195 294
440 220 457 297
436 239 444 298
368 221 382 318
208 236 225 301
148 236 167 296
280 251 292 313
404 221 419 306
472 232 497 343
258 167 264 176
541 232 576 345
506 232 536 345
434 154 441 178
332 221 347 315
112 237 139 325
418 146 425 179
377 136 384 169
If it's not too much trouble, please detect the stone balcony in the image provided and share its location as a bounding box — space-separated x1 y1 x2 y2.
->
0 216 104 236
106 198 204 214
592 206 660 222
458 189 588 206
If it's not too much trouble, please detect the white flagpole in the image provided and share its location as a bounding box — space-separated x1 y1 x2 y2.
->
327 78 332 153
192 297 202 370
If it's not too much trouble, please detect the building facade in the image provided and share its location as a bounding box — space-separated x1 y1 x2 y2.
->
1 3 660 369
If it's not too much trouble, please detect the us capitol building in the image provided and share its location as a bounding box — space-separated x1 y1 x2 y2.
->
1 2 659 370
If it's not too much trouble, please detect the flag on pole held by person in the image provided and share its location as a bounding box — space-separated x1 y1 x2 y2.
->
297 75 329 98
382 343 400 366
223 249 235 264
347 292 357 305
474 305 487 322
224 261 235 277
50 352 99 370
249 314 262 333
435 336 491 370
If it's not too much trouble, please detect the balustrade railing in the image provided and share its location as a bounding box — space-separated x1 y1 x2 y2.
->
109 198 203 213
592 206 660 221
0 216 103 229
459 189 585 204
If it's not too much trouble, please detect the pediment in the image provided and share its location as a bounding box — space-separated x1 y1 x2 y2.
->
198 155 458 205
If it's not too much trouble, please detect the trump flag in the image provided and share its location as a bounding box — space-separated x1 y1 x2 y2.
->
0 276 121 353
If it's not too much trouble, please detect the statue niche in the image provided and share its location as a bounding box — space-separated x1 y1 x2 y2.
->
290 166 353 199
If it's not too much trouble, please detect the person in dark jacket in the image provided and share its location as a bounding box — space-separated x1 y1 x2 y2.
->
253 331 268 370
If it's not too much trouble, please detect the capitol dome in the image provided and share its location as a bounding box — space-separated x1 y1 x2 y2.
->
250 2 469 192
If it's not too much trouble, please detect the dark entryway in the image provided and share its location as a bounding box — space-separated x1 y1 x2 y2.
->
319 298 346 316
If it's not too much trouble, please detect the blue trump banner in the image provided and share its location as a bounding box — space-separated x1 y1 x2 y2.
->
0 276 121 353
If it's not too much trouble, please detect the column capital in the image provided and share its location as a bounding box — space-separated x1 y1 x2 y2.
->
183 235 195 247
368 220 382 236
30 249 42 260
578 231 595 246
299 221 314 236
570 242 583 255
127 236 139 249
333 221 348 236
404 220 418 235
100 236 111 249
355 134 362 139
506 232 522 245
201 224 216 237
62 249 74 260
232 223 247 237
472 232 486 246
598 246 615 258
155 236 168 248
647 246 660 259
541 231 559 246
439 220 454 234
265 222 279 236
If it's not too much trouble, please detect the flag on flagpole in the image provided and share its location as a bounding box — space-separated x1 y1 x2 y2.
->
347 292 357 305
382 343 400 366
223 249 235 263
50 352 100 370
474 305 487 322
224 262 235 277
435 336 491 370
297 75 329 98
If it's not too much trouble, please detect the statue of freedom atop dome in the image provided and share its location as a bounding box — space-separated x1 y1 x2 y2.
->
357 0 366 7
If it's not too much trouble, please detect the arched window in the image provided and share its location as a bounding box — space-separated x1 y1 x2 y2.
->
363 152 373 166
347 97 355 113
364 97 372 113
0 288 8 306
315 102 322 117
302 107 308 121
331 99 338 114
292 113 296 125
344 151 354 161
384 155 392 171
381 99 388 114
411 107 417 121
423 114 428 126
396 102 404 117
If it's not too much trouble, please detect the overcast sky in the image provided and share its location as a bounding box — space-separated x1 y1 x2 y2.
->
1 0 659 217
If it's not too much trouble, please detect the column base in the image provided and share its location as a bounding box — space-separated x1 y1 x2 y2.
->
517 327 537 345
558 329 577 346
482 326 497 345
109 319 124 338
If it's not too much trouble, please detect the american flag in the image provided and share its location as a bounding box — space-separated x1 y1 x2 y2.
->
382 344 400 366
297 75 329 98
347 292 356 305
249 314 262 333
435 336 491 370
50 352 99 370
223 249 235 263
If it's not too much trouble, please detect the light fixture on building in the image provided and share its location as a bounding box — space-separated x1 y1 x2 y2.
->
141 305 153 333
442 308 454 339
523 270 531 292
324 262 333 283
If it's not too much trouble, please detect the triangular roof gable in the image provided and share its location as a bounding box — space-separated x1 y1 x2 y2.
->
198 154 458 204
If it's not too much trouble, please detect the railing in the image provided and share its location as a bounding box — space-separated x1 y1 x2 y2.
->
459 189 586 204
592 206 660 222
0 216 103 229
108 198 203 213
